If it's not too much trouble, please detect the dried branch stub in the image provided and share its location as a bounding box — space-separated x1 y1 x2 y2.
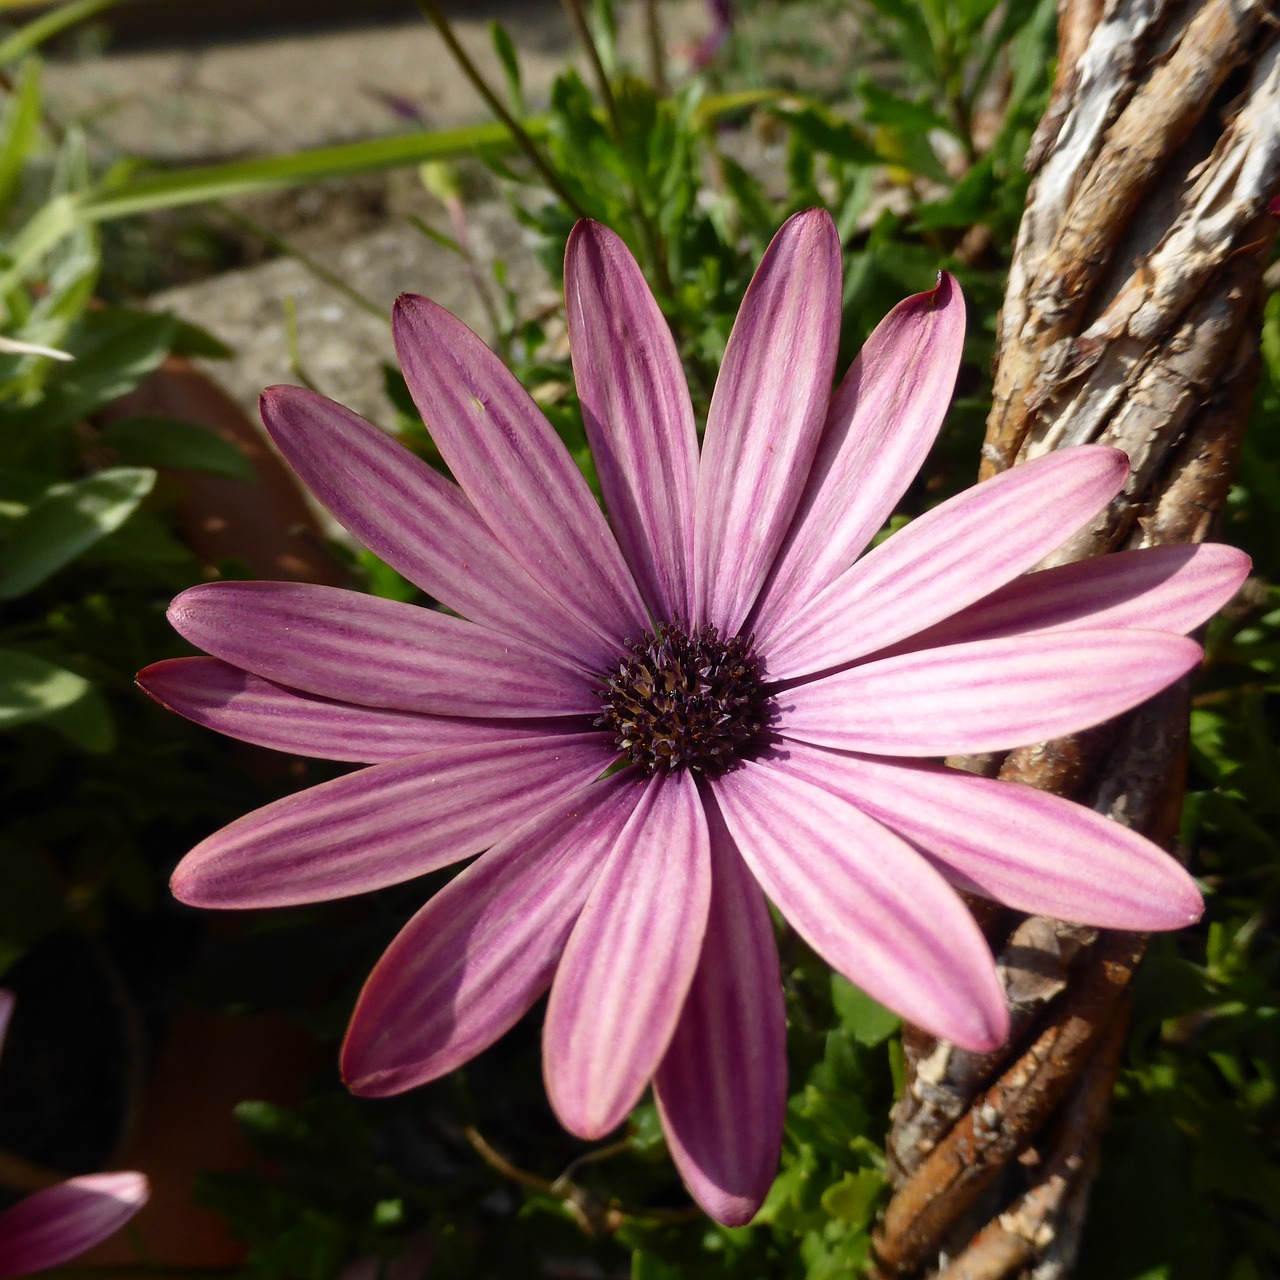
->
876 0 1280 1274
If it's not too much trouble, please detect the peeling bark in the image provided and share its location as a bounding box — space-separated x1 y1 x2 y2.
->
874 0 1280 1272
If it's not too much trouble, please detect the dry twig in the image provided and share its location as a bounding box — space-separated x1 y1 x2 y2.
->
875 0 1280 1272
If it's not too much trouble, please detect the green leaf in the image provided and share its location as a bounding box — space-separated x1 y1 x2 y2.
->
859 80 953 137
3 309 175 438
41 679 113 752
0 466 155 598
632 1251 683 1280
490 21 525 116
0 57 42 213
819 1169 883 1227
169 317 234 360
831 975 901 1046
69 89 774 225
0 190 80 298
97 416 256 480
915 157 997 227
76 120 547 222
0 0 123 65
774 103 879 166
358 550 418 603
0 648 90 728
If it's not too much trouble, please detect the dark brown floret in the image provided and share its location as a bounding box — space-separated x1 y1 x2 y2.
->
595 618 770 776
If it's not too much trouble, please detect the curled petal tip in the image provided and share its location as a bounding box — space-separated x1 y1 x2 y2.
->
930 269 960 306
165 586 201 629
945 969 1010 1053
951 999 1010 1054
712 1200 764 1229
258 382 317 421
558 1105 622 1146
392 293 430 325
339 1067 383 1099
168 865 197 905
1080 442 1132 476
99 1171 150 1207
1217 543 1253 587
0 1171 151 1276
792 205 836 231
337 1040 378 1097
1161 870 1205 930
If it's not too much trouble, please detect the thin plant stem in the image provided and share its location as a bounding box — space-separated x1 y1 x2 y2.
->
643 0 669 95
463 1124 702 1232
413 0 588 220
281 295 320 393
561 0 623 124
216 204 384 320
559 0 673 296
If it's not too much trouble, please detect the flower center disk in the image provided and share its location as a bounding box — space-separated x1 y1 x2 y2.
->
595 619 770 776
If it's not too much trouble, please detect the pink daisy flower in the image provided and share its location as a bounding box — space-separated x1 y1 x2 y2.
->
0 992 149 1276
137 210 1247 1225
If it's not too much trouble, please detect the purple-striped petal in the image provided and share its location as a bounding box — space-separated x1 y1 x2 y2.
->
393 294 648 646
544 772 710 1139
0 1173 149 1277
137 657 590 764
762 446 1130 679
695 210 842 634
259 386 614 668
751 272 965 636
0 990 11 1057
653 793 786 1226
168 582 595 718
778 742 1203 929
171 733 614 908
566 221 698 620
342 773 644 1097
712 757 1007 1052
779 629 1203 757
887 543 1251 652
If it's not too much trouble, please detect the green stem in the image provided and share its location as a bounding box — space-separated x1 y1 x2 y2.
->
216 204 385 320
559 0 673 295
561 0 621 126
643 0 668 96
413 0 588 220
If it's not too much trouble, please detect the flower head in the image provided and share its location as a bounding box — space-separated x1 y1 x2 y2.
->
138 210 1248 1226
0 992 149 1275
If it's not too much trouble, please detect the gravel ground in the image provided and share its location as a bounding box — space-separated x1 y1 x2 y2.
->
151 200 556 429
42 2 717 425
44 2 709 161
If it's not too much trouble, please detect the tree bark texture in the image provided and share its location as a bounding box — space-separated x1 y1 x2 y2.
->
873 1 1280 1276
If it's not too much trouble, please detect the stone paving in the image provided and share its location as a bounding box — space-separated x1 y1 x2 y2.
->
42 1 716 425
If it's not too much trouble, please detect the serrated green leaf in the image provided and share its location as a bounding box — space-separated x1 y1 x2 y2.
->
916 157 997 228
830 975 901 1046
819 1169 883 1226
859 80 953 137
774 104 879 166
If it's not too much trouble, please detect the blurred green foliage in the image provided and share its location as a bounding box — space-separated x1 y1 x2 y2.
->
0 0 1276 1276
